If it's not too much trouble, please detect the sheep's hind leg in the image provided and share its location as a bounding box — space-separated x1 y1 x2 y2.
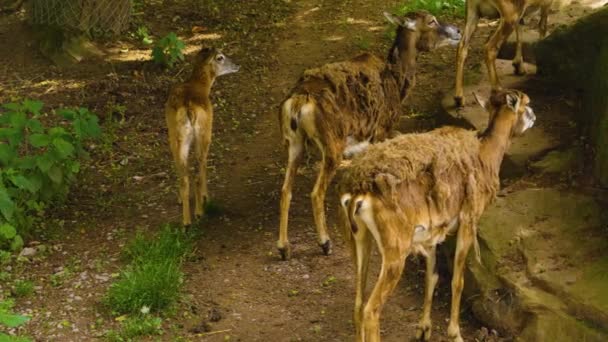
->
277 133 304 260
416 245 439 341
311 152 338 255
447 224 474 342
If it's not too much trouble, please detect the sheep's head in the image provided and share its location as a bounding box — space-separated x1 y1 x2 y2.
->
474 89 536 136
194 47 240 77
384 11 461 52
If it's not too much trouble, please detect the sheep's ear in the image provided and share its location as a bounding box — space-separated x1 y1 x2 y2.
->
473 92 488 111
383 12 404 26
505 92 521 113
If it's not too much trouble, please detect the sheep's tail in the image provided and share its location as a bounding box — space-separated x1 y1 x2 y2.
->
280 93 313 134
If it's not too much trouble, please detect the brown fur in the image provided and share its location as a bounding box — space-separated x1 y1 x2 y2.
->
276 11 461 259
454 0 554 106
338 89 535 342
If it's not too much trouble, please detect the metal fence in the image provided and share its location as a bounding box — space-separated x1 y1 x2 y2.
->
30 0 131 34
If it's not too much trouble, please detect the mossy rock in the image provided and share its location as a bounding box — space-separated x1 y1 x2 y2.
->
535 7 608 186
446 188 608 339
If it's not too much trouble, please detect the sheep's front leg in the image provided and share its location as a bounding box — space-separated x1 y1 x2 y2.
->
454 3 479 107
310 152 338 255
416 245 438 341
447 225 474 342
353 227 372 340
512 23 527 76
277 133 304 260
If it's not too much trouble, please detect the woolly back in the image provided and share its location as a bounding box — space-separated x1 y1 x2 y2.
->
296 54 402 141
337 127 498 208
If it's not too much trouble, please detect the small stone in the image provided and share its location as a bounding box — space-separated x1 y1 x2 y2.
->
209 308 222 322
20 247 37 257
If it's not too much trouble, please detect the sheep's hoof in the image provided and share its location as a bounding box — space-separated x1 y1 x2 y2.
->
454 96 465 108
513 62 527 76
320 240 332 256
278 244 292 261
415 324 432 341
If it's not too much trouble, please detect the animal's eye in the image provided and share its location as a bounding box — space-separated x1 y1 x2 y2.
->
216 55 225 62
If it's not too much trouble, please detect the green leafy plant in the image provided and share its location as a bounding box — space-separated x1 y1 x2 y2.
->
0 99 101 250
135 26 153 45
106 226 192 315
13 280 34 298
396 0 465 18
151 32 185 68
0 299 31 341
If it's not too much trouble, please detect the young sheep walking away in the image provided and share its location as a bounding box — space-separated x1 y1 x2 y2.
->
277 11 462 260
165 47 239 226
338 89 536 342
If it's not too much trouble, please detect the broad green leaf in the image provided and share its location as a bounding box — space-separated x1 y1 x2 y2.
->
70 161 80 174
0 223 16 240
35 154 54 172
29 134 50 148
16 156 36 170
0 144 15 165
26 119 44 133
0 188 14 221
0 128 15 140
9 112 27 129
23 99 43 116
52 138 74 158
48 127 67 137
57 109 76 121
10 234 24 252
0 332 32 342
0 311 29 327
2 103 20 111
47 165 63 184
27 174 42 195
9 175 37 193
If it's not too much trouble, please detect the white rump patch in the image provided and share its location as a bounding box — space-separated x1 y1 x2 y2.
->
179 121 193 162
355 196 384 254
343 136 371 159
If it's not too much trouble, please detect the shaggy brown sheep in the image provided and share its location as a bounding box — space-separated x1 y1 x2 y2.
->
277 11 462 260
338 89 536 342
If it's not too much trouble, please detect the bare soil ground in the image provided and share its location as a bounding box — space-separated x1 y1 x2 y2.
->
0 0 593 341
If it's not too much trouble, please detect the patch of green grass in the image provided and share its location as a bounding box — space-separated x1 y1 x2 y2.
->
106 314 162 341
396 0 465 18
354 35 371 51
106 226 192 315
124 226 192 264
106 260 183 314
13 280 34 298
